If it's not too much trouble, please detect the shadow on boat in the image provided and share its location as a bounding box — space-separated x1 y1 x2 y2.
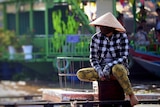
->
129 59 160 83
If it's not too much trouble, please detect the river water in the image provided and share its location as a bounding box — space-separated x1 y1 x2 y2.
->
0 61 160 106
129 61 160 94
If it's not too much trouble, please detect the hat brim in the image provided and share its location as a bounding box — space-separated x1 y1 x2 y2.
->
89 12 126 32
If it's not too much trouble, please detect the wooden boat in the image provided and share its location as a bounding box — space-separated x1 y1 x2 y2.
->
130 47 160 78
133 56 160 78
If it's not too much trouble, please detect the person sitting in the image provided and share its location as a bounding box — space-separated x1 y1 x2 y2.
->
134 26 150 47
77 12 139 107
136 5 147 23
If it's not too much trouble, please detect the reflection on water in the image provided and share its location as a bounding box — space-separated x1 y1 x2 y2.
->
129 61 160 94
0 81 29 96
0 80 42 102
0 80 160 107
0 61 160 107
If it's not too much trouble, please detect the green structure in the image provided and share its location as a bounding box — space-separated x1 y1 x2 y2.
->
0 0 96 81
0 0 95 60
0 0 118 82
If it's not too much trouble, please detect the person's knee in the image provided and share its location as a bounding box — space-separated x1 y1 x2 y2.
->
112 64 128 77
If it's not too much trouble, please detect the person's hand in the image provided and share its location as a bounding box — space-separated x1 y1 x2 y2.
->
103 65 110 79
97 68 106 81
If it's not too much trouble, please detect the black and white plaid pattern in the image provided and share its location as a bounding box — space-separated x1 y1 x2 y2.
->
90 32 129 71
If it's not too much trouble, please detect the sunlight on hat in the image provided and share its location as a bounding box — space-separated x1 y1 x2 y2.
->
89 12 126 32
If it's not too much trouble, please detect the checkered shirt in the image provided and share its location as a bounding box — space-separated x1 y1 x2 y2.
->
90 32 129 71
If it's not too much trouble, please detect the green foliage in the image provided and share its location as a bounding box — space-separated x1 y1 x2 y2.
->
66 15 79 34
19 30 34 46
52 10 79 35
0 29 20 52
52 10 63 35
51 34 66 52
19 34 33 46
75 36 91 53
52 10 80 52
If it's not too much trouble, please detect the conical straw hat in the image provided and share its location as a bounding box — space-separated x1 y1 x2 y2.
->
89 12 126 32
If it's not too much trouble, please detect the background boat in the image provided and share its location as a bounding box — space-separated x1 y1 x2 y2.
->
130 47 160 78
133 56 160 78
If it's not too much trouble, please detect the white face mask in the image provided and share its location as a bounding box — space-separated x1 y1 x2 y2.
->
96 27 100 32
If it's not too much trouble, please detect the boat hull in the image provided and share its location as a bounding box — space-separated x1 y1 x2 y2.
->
129 47 160 78
133 56 160 78
130 48 160 61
